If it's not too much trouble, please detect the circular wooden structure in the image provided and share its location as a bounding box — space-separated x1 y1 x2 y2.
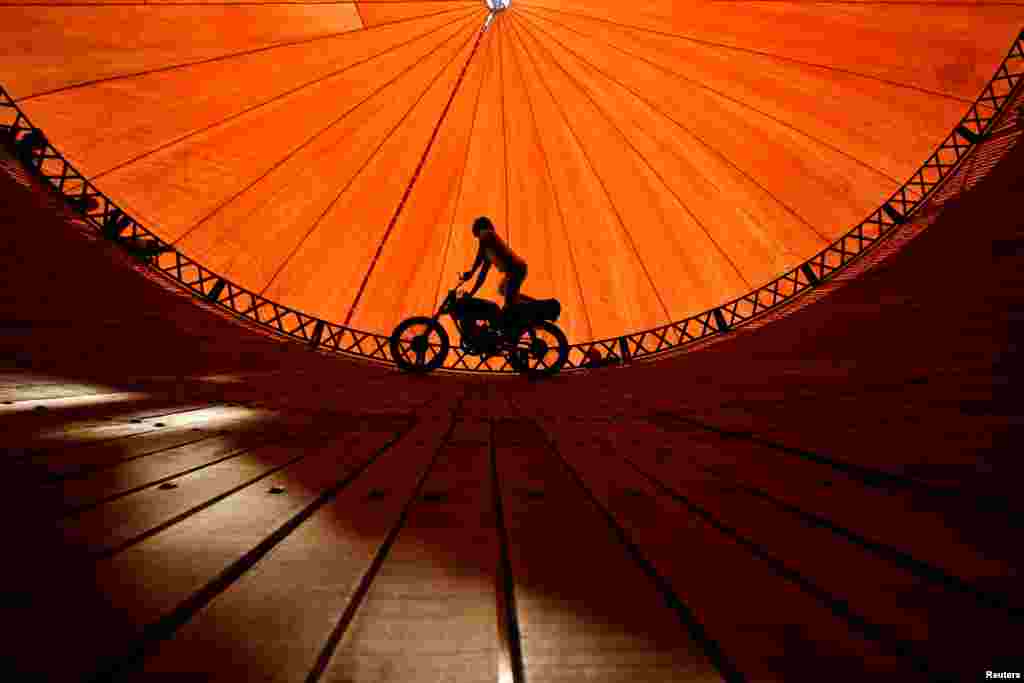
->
1 7 1023 680
3 1 1022 349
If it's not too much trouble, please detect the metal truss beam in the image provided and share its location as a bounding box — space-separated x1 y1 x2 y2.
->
1 30 1022 374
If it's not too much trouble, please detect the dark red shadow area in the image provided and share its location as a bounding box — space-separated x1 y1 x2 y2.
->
1 125 1023 683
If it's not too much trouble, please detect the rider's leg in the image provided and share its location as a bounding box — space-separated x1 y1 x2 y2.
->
502 266 527 310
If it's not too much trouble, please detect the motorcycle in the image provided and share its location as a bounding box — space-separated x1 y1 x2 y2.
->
389 275 570 377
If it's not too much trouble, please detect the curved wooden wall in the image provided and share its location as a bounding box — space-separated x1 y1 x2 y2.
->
2 1 1020 342
0 111 1021 680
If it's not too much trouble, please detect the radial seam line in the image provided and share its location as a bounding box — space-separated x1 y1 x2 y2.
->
517 6 904 188
16 4 479 103
169 9 480 246
498 15 513 243
304 404 463 683
14 401 225 458
258 16 484 296
58 430 293 519
656 411 1016 502
506 408 747 683
45 433 219 483
344 12 492 325
82 418 421 683
503 15 593 339
514 2 976 104
98 7 479 183
488 418 527 683
688 459 1023 619
509 16 673 323
514 12 754 288
433 16 493 309
510 10 828 246
92 448 313 561
615 451 950 679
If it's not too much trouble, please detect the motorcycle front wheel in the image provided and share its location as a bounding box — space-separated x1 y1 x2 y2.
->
506 320 569 378
389 317 450 373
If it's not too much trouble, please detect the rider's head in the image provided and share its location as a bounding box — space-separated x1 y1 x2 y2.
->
472 216 494 238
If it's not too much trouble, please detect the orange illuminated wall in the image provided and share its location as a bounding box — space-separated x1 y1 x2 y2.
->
3 0 1022 343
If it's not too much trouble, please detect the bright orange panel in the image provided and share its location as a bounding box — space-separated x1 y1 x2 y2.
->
442 16 511 316
348 20 496 334
510 9 898 242
356 0 479 27
176 14 487 296
547 54 815 287
2 5 364 98
497 15 592 343
512 14 749 320
519 1 1024 98
96 12 483 244
17 8 482 178
514 5 968 183
2 0 1019 343
262 16 488 323
506 17 668 338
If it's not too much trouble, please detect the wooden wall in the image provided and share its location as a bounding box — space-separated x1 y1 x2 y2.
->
1 102 1021 681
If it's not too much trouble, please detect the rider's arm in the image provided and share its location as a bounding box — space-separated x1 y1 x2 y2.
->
467 261 490 297
463 242 484 280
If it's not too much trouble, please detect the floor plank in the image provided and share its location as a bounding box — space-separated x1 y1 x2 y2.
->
130 408 457 682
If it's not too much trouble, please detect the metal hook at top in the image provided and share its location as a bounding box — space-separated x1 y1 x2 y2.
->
483 0 508 32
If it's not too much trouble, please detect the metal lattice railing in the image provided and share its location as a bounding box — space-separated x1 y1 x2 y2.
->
2 29 1022 374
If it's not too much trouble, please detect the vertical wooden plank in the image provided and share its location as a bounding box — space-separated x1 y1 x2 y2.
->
491 418 722 682
5 407 433 681
23 405 284 480
120 407 456 682
620 428 1023 680
543 418 912 680
635 421 1018 592
5 401 256 452
321 440 501 681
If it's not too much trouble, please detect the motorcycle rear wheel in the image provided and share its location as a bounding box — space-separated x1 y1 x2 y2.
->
506 320 569 378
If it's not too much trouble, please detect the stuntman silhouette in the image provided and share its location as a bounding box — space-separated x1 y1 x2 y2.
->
461 216 534 310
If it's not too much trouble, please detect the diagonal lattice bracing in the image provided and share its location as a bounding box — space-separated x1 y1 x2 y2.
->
1 28 1022 374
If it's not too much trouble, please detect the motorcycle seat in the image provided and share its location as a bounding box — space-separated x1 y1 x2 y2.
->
508 298 561 322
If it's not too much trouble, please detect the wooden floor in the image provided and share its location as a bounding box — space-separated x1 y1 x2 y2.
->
1 121 1022 681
